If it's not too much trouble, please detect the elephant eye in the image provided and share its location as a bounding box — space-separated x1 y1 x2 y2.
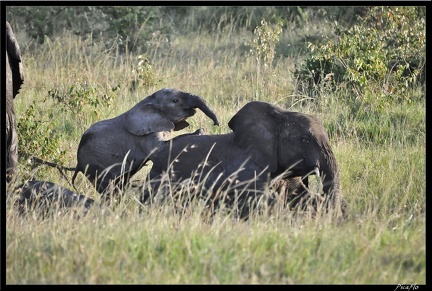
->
172 99 179 103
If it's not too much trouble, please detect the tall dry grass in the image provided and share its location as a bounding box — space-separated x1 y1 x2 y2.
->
6 19 425 284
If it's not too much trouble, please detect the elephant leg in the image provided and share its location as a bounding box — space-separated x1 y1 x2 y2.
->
323 192 348 218
302 176 309 188
81 164 123 202
275 177 311 210
141 169 175 206
135 177 160 215
286 176 333 213
223 178 268 220
6 109 18 183
139 178 162 205
139 187 151 205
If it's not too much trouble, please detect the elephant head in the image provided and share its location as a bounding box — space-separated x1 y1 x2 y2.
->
72 88 219 195
228 101 341 204
125 88 219 135
6 21 25 183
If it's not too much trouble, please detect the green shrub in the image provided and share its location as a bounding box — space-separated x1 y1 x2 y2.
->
6 6 163 54
249 18 283 74
49 82 115 121
17 83 116 178
17 101 66 171
248 18 283 98
294 6 426 104
129 54 161 91
7 6 369 55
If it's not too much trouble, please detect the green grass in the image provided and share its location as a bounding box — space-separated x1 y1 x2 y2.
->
6 14 425 284
5 199 425 284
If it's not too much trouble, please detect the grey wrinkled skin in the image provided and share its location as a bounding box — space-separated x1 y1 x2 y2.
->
145 101 347 218
72 88 219 196
14 180 94 217
6 21 25 183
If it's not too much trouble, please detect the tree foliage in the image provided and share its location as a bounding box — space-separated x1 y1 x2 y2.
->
6 6 162 53
6 6 367 54
294 6 425 104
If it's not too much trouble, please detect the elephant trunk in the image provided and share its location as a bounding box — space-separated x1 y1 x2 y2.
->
320 149 340 198
187 93 220 126
319 145 347 215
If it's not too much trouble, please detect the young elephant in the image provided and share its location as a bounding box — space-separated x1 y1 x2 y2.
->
144 101 346 217
14 180 94 216
72 88 219 196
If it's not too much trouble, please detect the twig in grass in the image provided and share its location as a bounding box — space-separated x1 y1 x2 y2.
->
30 156 78 191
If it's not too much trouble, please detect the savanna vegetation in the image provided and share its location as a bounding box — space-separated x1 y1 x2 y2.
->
5 6 425 284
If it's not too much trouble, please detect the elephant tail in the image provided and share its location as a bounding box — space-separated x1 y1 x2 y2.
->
31 156 76 172
30 156 81 193
71 169 79 186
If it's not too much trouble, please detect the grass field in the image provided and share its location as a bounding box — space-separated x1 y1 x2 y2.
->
5 9 425 284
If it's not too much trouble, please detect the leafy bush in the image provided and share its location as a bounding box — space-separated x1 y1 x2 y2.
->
6 6 162 54
17 101 66 169
49 82 116 120
17 83 116 177
95 6 162 53
294 6 426 104
247 18 283 99
249 18 284 74
130 54 161 91
7 6 369 55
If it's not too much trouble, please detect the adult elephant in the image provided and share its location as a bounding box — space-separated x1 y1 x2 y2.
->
6 21 25 183
145 101 346 217
72 88 219 197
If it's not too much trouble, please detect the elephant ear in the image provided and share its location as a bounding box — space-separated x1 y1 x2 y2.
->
173 120 190 131
125 105 175 136
228 102 279 172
